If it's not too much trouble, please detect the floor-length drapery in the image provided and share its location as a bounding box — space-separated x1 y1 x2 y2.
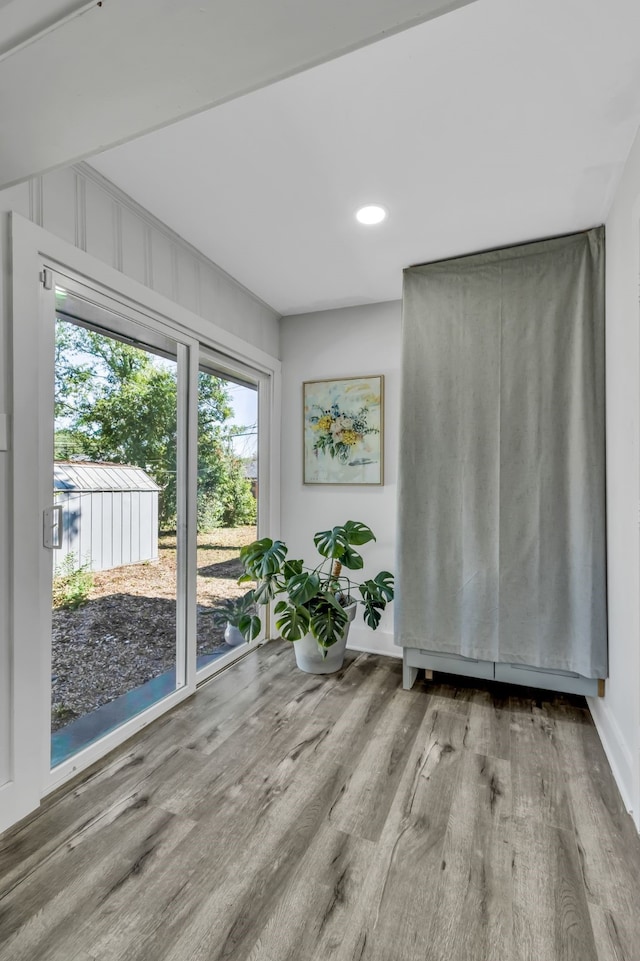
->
396 228 607 678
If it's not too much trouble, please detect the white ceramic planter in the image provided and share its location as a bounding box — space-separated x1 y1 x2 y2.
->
224 623 246 647
293 602 357 674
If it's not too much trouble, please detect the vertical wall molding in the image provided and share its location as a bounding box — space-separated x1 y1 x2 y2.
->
113 201 123 273
193 260 201 318
74 173 87 251
171 244 180 304
143 223 153 289
28 176 43 226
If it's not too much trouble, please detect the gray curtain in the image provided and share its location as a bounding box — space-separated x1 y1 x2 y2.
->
396 228 607 678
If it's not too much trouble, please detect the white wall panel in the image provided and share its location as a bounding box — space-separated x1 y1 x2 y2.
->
84 179 117 269
199 263 219 328
176 248 200 317
119 205 147 286
150 230 175 302
41 169 77 246
1 182 30 223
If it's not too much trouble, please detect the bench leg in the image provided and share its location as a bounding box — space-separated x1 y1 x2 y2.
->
402 655 433 690
403 653 418 690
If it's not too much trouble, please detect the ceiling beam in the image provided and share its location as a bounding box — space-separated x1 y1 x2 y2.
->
0 0 477 189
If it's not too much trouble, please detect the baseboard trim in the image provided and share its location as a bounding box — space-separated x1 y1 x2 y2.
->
588 695 638 829
346 629 401 660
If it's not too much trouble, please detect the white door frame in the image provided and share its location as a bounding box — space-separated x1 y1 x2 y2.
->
2 213 281 831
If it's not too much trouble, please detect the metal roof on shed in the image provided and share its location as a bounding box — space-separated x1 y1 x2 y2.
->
54 462 161 493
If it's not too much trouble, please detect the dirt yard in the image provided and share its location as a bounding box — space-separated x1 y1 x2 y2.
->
52 526 257 730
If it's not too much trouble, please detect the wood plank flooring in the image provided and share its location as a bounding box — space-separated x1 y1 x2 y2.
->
1 643 639 961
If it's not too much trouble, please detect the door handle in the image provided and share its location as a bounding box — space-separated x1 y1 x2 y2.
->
43 504 63 550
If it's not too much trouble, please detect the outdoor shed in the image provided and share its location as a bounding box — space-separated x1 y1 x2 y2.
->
53 462 160 573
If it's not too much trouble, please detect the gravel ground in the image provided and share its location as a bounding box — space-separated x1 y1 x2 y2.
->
52 526 256 730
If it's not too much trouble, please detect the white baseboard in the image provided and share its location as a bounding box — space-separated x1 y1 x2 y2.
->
346 628 401 660
588 695 638 830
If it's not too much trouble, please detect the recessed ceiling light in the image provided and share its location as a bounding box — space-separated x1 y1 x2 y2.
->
356 204 387 226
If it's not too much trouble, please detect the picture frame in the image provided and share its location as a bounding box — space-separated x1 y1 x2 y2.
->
303 374 384 485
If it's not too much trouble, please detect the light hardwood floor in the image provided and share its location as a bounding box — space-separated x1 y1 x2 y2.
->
1 643 639 961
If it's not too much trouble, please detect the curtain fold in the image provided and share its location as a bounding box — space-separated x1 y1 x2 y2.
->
396 228 607 678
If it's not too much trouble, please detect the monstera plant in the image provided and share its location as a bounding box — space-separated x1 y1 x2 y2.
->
238 520 394 672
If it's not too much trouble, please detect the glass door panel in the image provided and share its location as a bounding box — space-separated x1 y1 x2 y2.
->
51 309 183 767
196 368 258 671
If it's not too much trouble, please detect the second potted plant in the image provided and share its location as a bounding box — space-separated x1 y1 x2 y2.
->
238 519 394 673
211 590 260 647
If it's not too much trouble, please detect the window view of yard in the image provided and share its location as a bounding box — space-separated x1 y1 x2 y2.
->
51 526 256 731
51 311 257 759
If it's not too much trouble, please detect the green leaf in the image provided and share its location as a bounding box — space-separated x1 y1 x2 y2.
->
240 538 287 578
359 572 395 604
275 603 311 642
373 570 394 601
359 573 393 631
238 614 262 642
283 559 303 579
253 573 282 605
343 521 376 546
286 571 321 606
313 526 349 560
308 594 349 648
362 600 384 630
340 544 364 570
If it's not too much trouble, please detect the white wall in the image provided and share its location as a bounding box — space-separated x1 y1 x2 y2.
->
280 301 401 658
0 164 280 790
589 126 640 830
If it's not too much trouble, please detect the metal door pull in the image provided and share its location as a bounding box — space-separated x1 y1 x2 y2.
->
43 505 63 549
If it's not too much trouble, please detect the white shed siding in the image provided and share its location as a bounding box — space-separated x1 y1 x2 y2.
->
101 491 113 571
53 464 160 573
131 490 141 561
122 491 132 565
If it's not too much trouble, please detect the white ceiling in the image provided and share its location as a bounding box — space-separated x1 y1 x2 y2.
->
0 0 472 187
88 0 640 316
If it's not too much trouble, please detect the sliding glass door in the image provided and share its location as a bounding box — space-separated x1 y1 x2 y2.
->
43 285 269 778
5 219 277 834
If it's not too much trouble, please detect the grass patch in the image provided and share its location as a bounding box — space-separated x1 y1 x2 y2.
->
53 554 94 610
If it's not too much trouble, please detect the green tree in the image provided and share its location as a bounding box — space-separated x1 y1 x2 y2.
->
55 321 256 529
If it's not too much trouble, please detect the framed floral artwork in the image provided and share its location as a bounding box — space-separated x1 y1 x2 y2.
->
303 375 384 485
